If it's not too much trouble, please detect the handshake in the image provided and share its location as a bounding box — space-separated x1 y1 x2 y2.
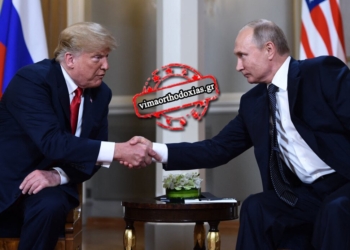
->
113 136 161 168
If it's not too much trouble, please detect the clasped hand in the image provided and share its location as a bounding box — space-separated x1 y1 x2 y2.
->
114 136 160 168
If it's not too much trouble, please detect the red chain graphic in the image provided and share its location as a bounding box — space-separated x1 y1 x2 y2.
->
133 63 220 130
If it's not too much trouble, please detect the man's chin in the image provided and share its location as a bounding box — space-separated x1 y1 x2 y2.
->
246 78 256 84
93 80 103 87
84 81 102 89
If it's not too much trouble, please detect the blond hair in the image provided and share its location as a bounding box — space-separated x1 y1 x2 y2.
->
54 22 117 62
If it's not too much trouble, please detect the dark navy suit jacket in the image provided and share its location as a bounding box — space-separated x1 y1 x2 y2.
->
165 56 350 192
0 59 112 213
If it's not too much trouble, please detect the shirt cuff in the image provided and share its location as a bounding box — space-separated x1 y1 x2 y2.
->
152 143 168 163
52 167 70 185
96 141 115 168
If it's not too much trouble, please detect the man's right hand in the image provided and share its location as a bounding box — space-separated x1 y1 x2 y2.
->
113 136 160 168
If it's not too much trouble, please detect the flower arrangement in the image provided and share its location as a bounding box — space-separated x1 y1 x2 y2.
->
163 172 202 190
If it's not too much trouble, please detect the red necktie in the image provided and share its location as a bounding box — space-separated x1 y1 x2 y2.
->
70 87 83 134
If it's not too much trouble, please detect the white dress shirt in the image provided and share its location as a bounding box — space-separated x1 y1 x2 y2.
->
53 66 115 184
153 56 335 184
270 56 334 183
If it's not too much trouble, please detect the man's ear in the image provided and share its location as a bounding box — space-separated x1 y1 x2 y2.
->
265 41 276 60
64 52 75 69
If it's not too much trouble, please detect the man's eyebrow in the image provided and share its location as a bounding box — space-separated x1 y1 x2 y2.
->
92 52 108 57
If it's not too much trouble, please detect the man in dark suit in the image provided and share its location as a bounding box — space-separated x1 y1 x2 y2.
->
128 19 350 249
0 22 158 250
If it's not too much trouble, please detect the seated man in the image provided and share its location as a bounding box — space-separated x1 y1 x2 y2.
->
0 22 158 250
127 19 350 250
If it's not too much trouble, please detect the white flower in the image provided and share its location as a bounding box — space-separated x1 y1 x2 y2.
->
163 172 202 190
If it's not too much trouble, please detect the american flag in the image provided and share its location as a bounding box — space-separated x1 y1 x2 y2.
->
300 0 347 63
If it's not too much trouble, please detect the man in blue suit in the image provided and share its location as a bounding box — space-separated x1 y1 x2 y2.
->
0 22 158 250
128 19 350 249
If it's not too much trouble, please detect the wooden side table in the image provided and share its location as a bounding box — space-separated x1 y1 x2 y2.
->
122 194 239 250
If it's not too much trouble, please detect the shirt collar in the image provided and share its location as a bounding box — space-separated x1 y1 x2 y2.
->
270 56 291 91
60 65 79 95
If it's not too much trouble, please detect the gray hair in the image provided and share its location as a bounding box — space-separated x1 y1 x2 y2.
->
54 22 117 62
245 19 290 55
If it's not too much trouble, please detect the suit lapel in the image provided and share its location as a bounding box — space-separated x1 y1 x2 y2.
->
253 88 270 136
287 58 301 114
80 88 94 138
252 84 271 190
48 60 71 132
51 61 70 122
287 58 320 155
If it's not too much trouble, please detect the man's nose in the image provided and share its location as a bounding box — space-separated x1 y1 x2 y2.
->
236 59 243 72
101 58 109 70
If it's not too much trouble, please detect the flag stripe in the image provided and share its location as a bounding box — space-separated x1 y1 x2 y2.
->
301 0 328 57
310 4 333 55
329 0 346 54
12 0 47 62
0 0 33 95
0 43 6 93
0 0 47 97
300 0 346 63
301 22 315 58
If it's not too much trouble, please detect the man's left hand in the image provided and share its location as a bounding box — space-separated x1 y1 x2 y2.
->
19 169 61 195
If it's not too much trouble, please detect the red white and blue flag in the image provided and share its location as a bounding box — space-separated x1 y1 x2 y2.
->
300 0 346 63
0 0 48 98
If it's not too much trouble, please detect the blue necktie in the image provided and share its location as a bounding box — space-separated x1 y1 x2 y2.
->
268 84 298 207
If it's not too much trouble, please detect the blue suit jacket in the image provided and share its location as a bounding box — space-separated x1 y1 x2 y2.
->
0 59 112 212
165 56 350 192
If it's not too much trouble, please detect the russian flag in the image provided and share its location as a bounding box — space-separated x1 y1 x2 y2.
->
0 0 48 98
300 0 347 63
